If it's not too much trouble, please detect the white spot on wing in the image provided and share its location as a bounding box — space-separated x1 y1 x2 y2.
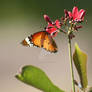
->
25 37 33 47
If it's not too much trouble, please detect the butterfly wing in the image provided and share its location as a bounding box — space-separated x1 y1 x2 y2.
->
21 31 45 47
31 31 46 48
43 32 57 53
21 31 57 53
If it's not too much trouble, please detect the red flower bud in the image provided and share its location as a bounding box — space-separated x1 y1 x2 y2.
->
44 14 52 24
64 9 69 18
74 25 83 30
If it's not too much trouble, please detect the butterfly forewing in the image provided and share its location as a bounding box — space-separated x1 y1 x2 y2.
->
31 31 45 47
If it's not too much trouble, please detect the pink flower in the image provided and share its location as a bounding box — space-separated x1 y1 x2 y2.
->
68 6 86 22
44 14 61 37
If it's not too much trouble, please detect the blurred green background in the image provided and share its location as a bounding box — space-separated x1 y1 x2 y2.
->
0 0 92 92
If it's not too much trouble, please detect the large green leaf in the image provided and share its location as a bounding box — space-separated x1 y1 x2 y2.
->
73 43 88 89
15 65 64 92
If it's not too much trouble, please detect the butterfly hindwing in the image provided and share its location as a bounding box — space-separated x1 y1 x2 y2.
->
43 33 57 52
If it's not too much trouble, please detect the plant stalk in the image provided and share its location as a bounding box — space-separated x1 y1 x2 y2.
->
68 36 75 92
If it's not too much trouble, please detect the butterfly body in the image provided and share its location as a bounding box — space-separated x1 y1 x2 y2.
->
21 31 57 53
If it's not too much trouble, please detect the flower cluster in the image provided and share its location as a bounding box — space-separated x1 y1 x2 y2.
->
44 6 86 38
44 15 62 37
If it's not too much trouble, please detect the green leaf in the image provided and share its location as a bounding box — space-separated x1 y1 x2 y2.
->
73 43 88 89
15 65 64 92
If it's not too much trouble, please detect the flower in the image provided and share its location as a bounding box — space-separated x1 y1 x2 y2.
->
44 14 61 37
67 6 86 22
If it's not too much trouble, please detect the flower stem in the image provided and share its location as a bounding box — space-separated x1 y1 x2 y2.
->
68 35 75 92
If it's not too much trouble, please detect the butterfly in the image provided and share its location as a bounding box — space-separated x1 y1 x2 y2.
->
21 31 58 53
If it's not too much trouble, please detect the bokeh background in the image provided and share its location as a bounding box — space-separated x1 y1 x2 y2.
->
0 0 92 92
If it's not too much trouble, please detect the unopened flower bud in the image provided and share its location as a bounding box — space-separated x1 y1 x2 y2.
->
74 25 83 31
44 14 52 24
64 9 69 18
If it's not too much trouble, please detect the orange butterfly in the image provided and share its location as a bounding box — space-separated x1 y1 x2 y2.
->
21 31 58 53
